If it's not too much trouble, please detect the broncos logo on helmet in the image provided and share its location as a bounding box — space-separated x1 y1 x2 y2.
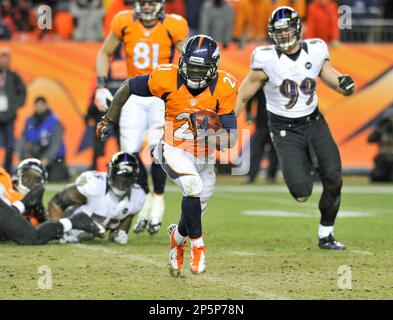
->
179 35 220 90
108 152 139 197
268 6 301 51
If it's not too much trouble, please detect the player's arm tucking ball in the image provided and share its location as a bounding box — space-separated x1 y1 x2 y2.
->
234 69 268 117
319 60 355 96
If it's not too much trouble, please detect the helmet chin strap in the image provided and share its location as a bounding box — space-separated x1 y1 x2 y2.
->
276 37 298 51
186 79 208 89
110 186 128 198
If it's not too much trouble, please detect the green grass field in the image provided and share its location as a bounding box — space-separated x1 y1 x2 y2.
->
1 176 393 300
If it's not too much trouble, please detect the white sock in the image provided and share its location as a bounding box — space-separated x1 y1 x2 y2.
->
59 218 72 233
190 236 204 248
318 224 334 239
174 228 186 245
150 193 165 225
137 192 153 222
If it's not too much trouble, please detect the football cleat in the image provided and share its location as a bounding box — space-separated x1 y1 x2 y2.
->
190 245 206 274
59 232 80 244
168 224 186 277
318 233 346 250
133 219 148 234
147 222 162 235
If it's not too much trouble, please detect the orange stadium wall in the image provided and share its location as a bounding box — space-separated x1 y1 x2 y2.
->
1 41 392 170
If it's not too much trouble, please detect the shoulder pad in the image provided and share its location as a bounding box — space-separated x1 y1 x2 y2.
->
75 171 107 198
251 46 275 70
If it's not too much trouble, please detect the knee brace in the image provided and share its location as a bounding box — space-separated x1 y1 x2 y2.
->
180 175 203 198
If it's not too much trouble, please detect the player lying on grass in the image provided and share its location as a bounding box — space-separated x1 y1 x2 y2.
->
235 6 355 249
47 152 145 245
97 35 238 275
0 158 101 245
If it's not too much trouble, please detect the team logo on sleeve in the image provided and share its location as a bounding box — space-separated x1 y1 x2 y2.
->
77 177 88 187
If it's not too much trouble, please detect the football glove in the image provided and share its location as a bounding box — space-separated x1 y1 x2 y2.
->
338 75 355 96
96 115 114 142
95 87 113 112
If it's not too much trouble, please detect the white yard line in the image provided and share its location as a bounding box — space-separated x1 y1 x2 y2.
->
75 244 289 300
46 183 393 194
350 250 374 256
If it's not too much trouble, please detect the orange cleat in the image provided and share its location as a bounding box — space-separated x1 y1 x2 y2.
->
190 245 206 274
168 224 186 277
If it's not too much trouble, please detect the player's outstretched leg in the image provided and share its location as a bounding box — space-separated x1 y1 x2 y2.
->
313 117 346 250
147 162 167 235
318 172 345 250
182 196 206 274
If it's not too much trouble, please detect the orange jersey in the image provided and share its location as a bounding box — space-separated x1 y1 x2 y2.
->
0 167 23 204
0 167 41 227
148 64 239 157
111 10 189 77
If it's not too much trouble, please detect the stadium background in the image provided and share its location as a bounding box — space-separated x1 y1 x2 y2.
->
1 41 392 170
0 0 392 174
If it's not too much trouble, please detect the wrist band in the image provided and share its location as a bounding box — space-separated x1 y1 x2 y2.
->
97 76 108 88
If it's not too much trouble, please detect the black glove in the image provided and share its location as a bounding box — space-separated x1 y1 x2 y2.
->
96 115 114 142
338 75 355 96
21 185 45 209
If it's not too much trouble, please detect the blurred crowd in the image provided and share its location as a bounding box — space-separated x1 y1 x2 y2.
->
1 0 393 45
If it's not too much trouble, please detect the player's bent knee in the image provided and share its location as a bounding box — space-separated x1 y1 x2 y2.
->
180 175 203 197
323 172 343 192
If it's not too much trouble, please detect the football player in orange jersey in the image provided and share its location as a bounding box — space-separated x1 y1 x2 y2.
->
97 35 238 275
95 0 190 236
0 159 102 244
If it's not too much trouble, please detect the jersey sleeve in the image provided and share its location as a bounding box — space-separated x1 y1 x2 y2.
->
75 171 106 198
163 14 190 44
216 72 239 116
309 38 330 61
110 10 132 39
148 64 178 99
250 46 275 81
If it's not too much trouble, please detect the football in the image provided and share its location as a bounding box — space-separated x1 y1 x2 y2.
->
190 109 224 134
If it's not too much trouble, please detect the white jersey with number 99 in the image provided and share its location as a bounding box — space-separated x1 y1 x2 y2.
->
251 38 330 118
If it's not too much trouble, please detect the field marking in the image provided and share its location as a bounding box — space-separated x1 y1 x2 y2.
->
230 251 257 257
242 210 376 218
75 244 289 300
351 250 374 256
215 193 391 215
45 183 393 194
